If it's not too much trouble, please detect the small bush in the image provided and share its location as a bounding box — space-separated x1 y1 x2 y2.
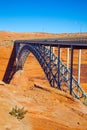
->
9 105 28 120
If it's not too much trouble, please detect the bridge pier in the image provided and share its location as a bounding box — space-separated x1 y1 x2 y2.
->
66 48 70 80
67 48 70 70
78 49 81 84
70 46 74 95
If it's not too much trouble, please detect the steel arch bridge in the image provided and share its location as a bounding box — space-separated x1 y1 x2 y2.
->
3 39 87 99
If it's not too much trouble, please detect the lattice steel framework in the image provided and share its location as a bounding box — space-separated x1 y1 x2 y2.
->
3 40 87 99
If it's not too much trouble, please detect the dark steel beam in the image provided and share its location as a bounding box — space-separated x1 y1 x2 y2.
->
58 45 61 89
50 45 51 65
14 39 87 49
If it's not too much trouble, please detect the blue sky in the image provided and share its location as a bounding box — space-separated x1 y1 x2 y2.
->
0 0 87 33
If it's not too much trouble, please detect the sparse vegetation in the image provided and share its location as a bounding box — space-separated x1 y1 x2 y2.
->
9 105 28 120
0 40 13 46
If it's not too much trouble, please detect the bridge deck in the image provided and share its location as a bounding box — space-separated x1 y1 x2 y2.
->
15 38 87 49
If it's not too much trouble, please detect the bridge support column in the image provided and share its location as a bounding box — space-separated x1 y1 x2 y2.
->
49 45 52 70
70 46 74 95
58 45 61 89
67 48 70 69
66 48 69 79
49 45 52 85
78 49 81 84
53 47 55 54
77 49 81 97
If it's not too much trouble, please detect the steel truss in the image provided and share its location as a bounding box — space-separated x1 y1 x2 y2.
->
3 41 87 99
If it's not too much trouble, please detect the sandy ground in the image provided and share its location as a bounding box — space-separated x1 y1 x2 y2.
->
0 80 87 130
0 32 87 130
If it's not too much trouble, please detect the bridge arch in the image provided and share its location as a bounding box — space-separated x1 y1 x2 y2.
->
17 44 45 69
15 44 56 88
